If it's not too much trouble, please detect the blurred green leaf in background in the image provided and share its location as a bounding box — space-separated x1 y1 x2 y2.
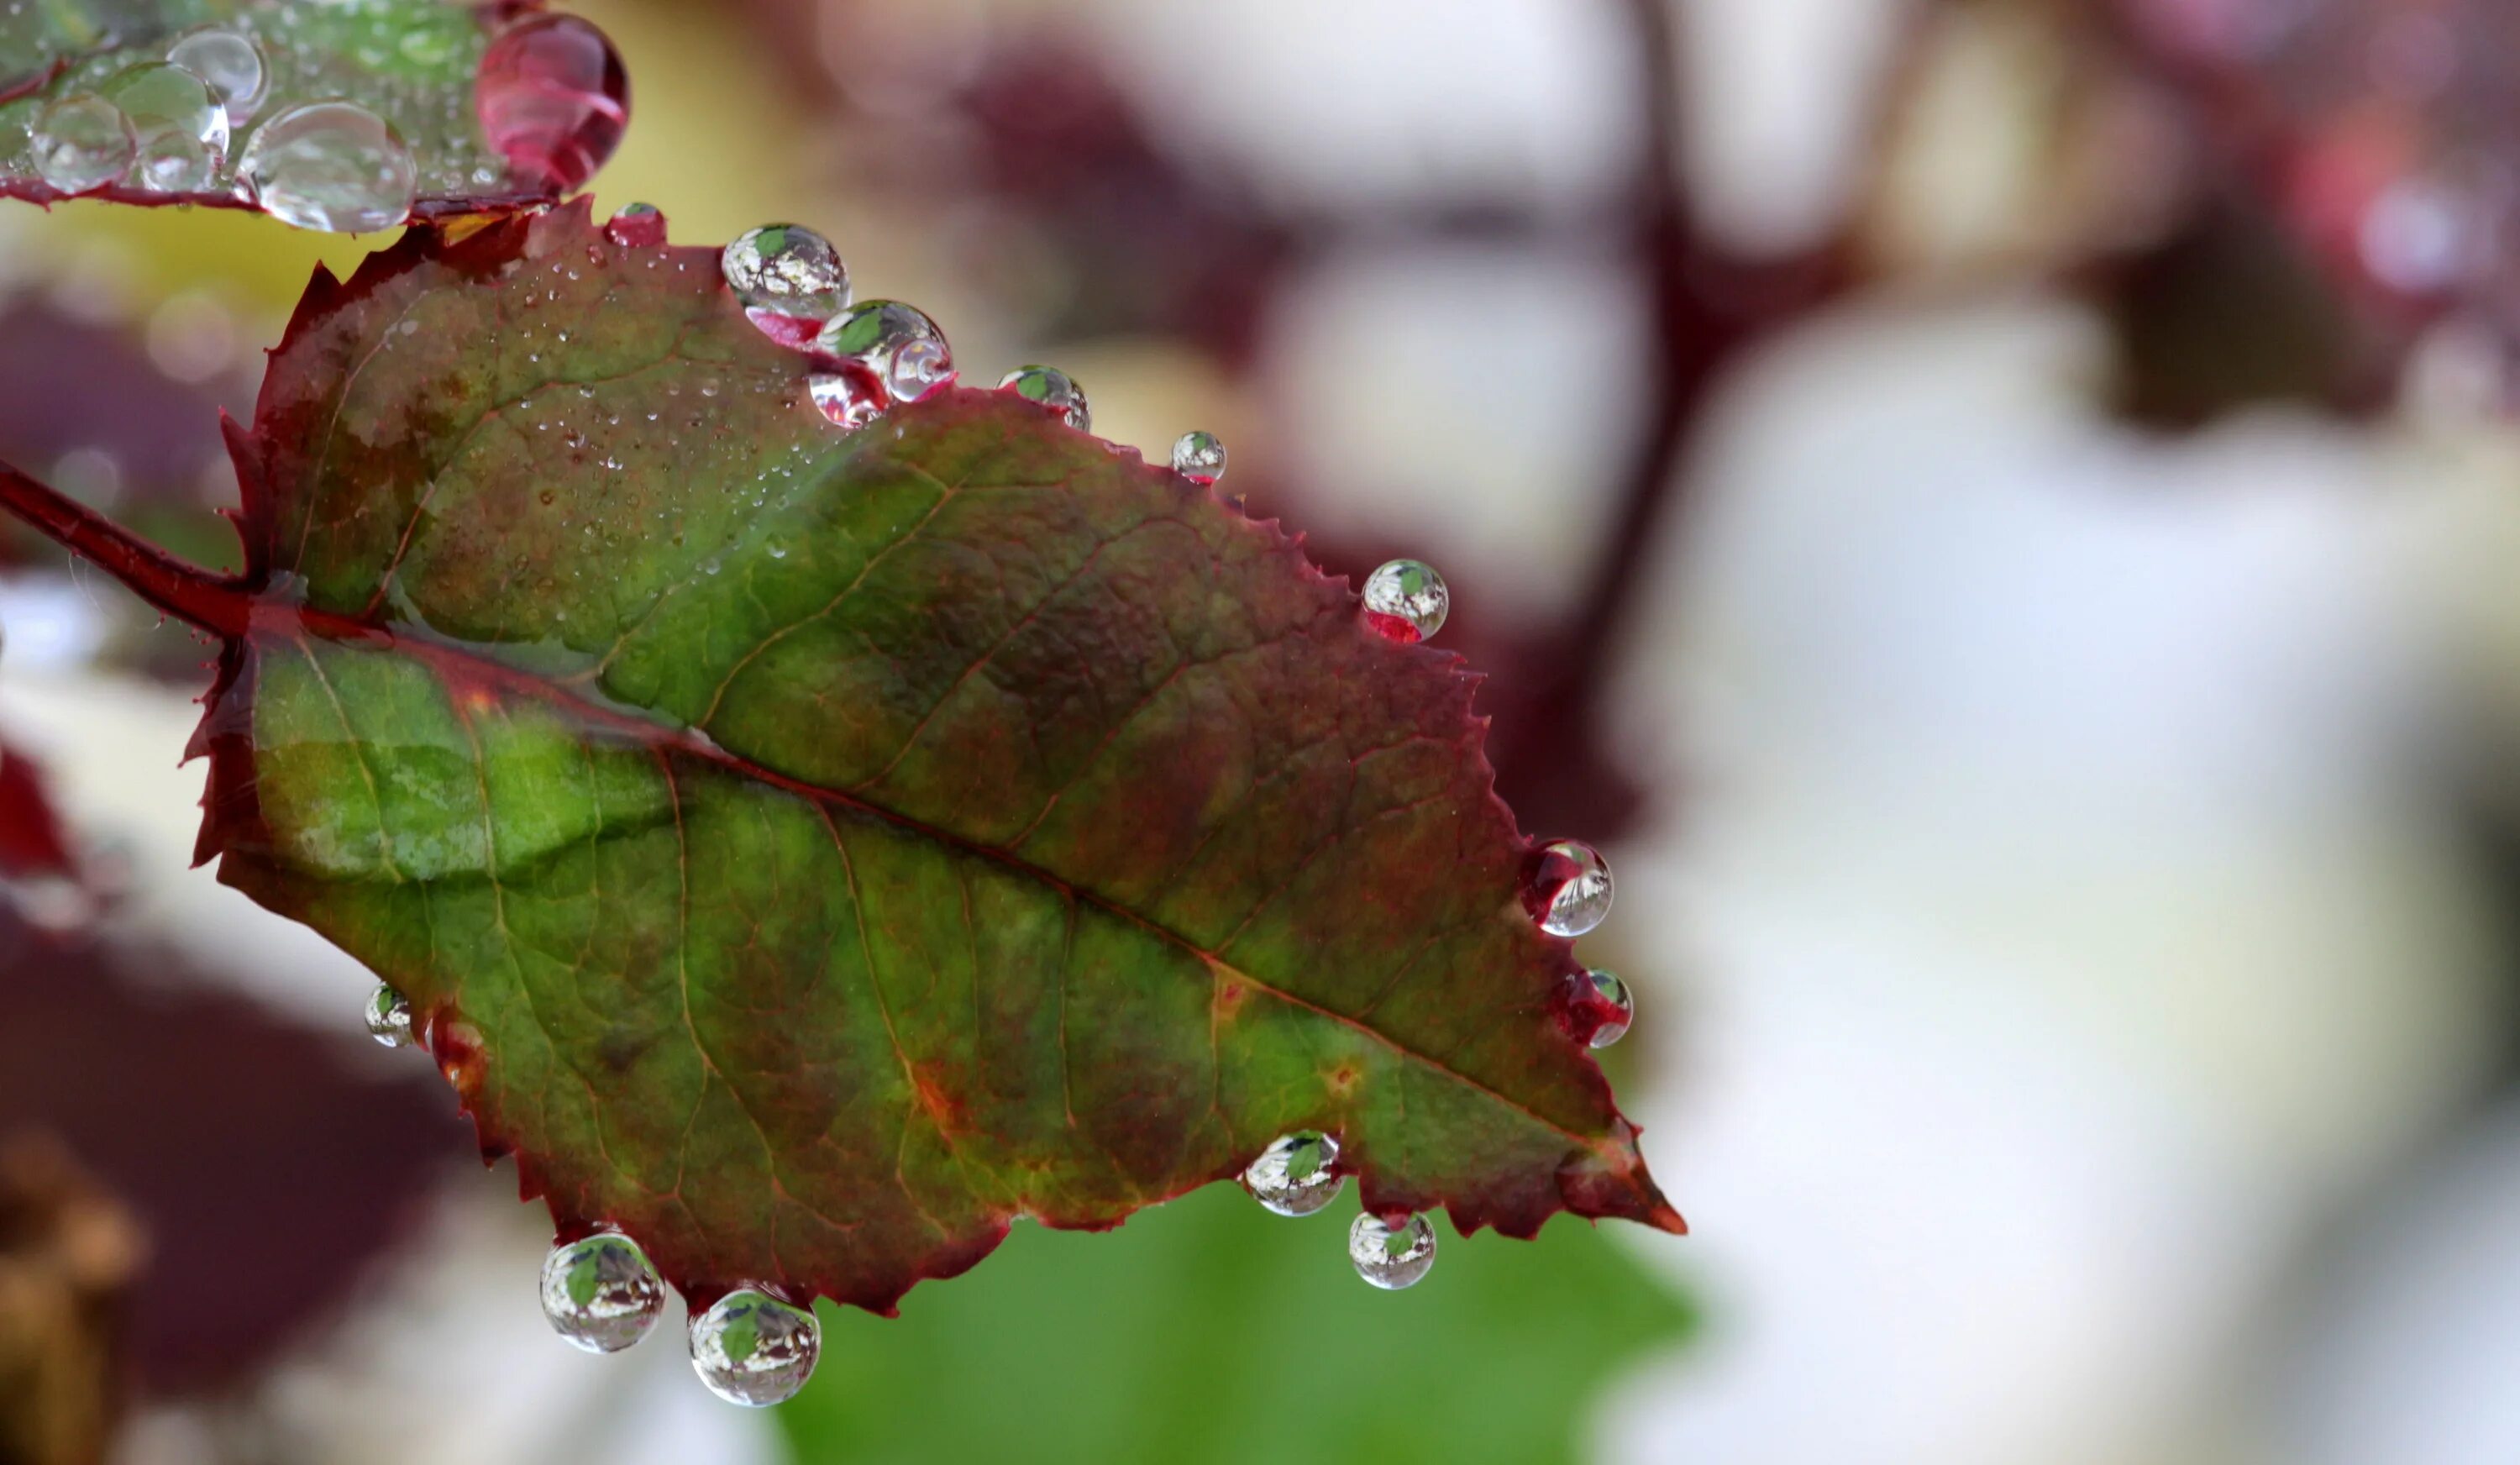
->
783 1184 1689 1465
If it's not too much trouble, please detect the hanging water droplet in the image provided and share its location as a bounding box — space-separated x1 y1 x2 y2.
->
239 102 416 234
807 360 886 430
1525 838 1613 938
997 365 1089 431
605 200 664 247
166 27 266 126
1171 430 1227 485
1242 1131 1343 1216
106 62 225 193
365 983 413 1048
1576 968 1633 1048
1360 559 1447 643
32 92 134 195
1348 1212 1436 1289
690 1288 820 1406
723 224 850 323
815 300 955 403
539 1231 664 1353
475 13 628 194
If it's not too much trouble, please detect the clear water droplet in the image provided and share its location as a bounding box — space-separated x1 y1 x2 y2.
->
807 360 885 430
475 13 627 194
106 62 225 193
1242 1131 1343 1216
1525 838 1613 938
239 102 416 234
32 92 133 195
540 1231 664 1353
1361 559 1446 643
723 224 850 323
365 983 413 1048
815 300 954 403
1577 968 1632 1048
690 1289 820 1406
997 365 1089 431
1348 1212 1436 1289
1171 430 1226 485
605 200 664 247
166 27 265 126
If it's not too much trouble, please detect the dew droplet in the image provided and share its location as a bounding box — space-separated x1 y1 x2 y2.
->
816 300 955 403
1525 838 1613 938
605 200 664 247
997 365 1089 431
1171 430 1227 485
723 224 849 323
239 102 416 234
540 1231 664 1353
1360 559 1447 643
365 982 413 1048
1348 1212 1436 1289
166 26 265 126
32 92 134 195
1576 968 1632 1048
807 360 885 430
1242 1131 1343 1216
475 13 628 194
106 62 225 193
690 1289 820 1406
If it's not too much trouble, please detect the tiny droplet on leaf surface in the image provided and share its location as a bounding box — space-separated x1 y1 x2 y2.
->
723 223 851 323
475 13 628 194
165 26 266 126
1525 838 1614 938
239 102 416 234
997 365 1090 431
1242 1131 1343 1216
365 982 414 1048
32 93 134 195
1348 1212 1437 1289
1578 968 1633 1048
690 1288 821 1406
540 1231 665 1353
1361 558 1447 643
1171 430 1227 484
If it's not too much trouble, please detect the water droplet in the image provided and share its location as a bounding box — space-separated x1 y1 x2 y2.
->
997 365 1089 431
1525 838 1613 938
690 1289 820 1406
106 62 225 193
1243 1131 1343 1216
722 224 849 323
540 1231 664 1353
1361 559 1447 643
32 92 133 195
475 13 628 194
1171 431 1226 485
816 300 955 403
239 102 416 234
365 983 413 1048
807 360 885 430
1576 968 1632 1048
605 200 664 247
166 27 265 126
1348 1212 1436 1289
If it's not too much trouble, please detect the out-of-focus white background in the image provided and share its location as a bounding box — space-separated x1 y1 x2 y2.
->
8 0 2520 1462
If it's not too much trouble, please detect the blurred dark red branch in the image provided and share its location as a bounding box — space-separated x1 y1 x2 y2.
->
0 462 247 638
1480 0 1852 836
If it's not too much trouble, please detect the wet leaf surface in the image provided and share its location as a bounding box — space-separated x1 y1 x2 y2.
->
18 201 1677 1315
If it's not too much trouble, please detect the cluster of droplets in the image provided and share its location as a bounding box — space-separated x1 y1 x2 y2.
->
533 1230 821 1405
1236 1129 1441 1289
3 6 627 230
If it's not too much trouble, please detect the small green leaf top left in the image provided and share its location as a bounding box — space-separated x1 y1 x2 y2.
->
0 0 625 230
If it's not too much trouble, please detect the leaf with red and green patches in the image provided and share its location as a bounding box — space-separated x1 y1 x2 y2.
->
0 201 1677 1315
0 0 622 224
